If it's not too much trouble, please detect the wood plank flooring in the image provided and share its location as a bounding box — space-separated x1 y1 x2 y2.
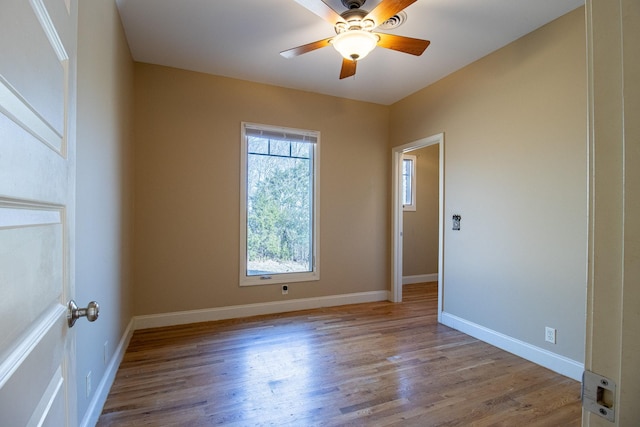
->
97 283 582 426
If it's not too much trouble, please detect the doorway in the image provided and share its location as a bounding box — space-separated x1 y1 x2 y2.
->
391 133 444 322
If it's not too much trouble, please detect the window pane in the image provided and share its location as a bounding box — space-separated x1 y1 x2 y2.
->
402 158 413 206
403 175 411 205
246 137 313 276
403 158 411 175
269 139 291 157
291 141 310 159
247 136 269 155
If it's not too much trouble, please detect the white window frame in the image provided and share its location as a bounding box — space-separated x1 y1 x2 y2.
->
240 122 320 286
402 154 417 211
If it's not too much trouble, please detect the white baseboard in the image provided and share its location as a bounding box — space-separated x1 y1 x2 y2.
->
403 273 438 285
441 312 584 381
80 318 135 427
133 290 389 330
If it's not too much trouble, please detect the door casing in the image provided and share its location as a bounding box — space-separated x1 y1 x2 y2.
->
391 133 444 322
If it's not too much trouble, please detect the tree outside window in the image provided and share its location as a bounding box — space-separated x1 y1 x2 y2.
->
240 123 319 286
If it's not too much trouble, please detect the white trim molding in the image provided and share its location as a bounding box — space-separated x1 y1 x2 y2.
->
134 291 389 330
391 133 444 327
239 122 320 288
80 319 135 427
402 274 438 285
441 312 584 381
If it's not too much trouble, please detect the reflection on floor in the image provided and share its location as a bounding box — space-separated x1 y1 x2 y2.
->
98 282 581 426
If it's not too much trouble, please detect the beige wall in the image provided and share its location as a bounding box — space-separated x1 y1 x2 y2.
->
402 144 439 277
76 0 134 422
390 8 587 362
133 64 389 315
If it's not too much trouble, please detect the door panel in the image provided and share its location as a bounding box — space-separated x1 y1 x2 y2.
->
0 0 77 424
0 314 67 426
0 0 67 143
0 205 63 354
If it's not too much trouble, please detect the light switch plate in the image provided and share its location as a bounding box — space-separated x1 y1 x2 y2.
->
452 214 461 230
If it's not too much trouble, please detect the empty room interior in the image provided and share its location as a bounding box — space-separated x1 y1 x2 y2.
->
1 0 638 426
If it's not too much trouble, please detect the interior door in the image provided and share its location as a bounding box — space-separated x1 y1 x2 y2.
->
0 0 78 425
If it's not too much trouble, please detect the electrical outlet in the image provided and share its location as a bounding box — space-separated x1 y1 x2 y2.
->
104 341 109 365
545 327 556 344
86 371 92 397
282 285 288 295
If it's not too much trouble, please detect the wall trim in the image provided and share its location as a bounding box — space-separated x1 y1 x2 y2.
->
81 318 135 427
402 273 438 285
441 312 584 381
133 290 389 330
391 133 445 326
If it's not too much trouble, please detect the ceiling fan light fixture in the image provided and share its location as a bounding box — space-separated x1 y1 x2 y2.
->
331 30 378 61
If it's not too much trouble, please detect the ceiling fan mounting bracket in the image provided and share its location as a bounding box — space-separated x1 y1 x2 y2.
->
341 0 366 9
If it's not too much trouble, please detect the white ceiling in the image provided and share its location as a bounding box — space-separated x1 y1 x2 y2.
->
115 0 583 105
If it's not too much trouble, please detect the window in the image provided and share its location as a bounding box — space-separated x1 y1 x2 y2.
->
402 154 416 211
240 123 319 286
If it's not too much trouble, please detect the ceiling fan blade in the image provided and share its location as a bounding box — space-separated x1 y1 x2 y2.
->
375 33 430 56
294 0 346 25
364 0 418 27
280 37 334 59
339 58 357 79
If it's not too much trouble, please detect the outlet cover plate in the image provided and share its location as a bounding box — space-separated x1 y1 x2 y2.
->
545 327 556 343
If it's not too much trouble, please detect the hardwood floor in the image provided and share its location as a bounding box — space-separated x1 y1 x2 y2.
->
97 283 582 426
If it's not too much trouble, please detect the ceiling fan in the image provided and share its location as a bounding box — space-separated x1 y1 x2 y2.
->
280 0 431 79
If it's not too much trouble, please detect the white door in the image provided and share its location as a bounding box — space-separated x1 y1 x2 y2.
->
0 0 79 425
